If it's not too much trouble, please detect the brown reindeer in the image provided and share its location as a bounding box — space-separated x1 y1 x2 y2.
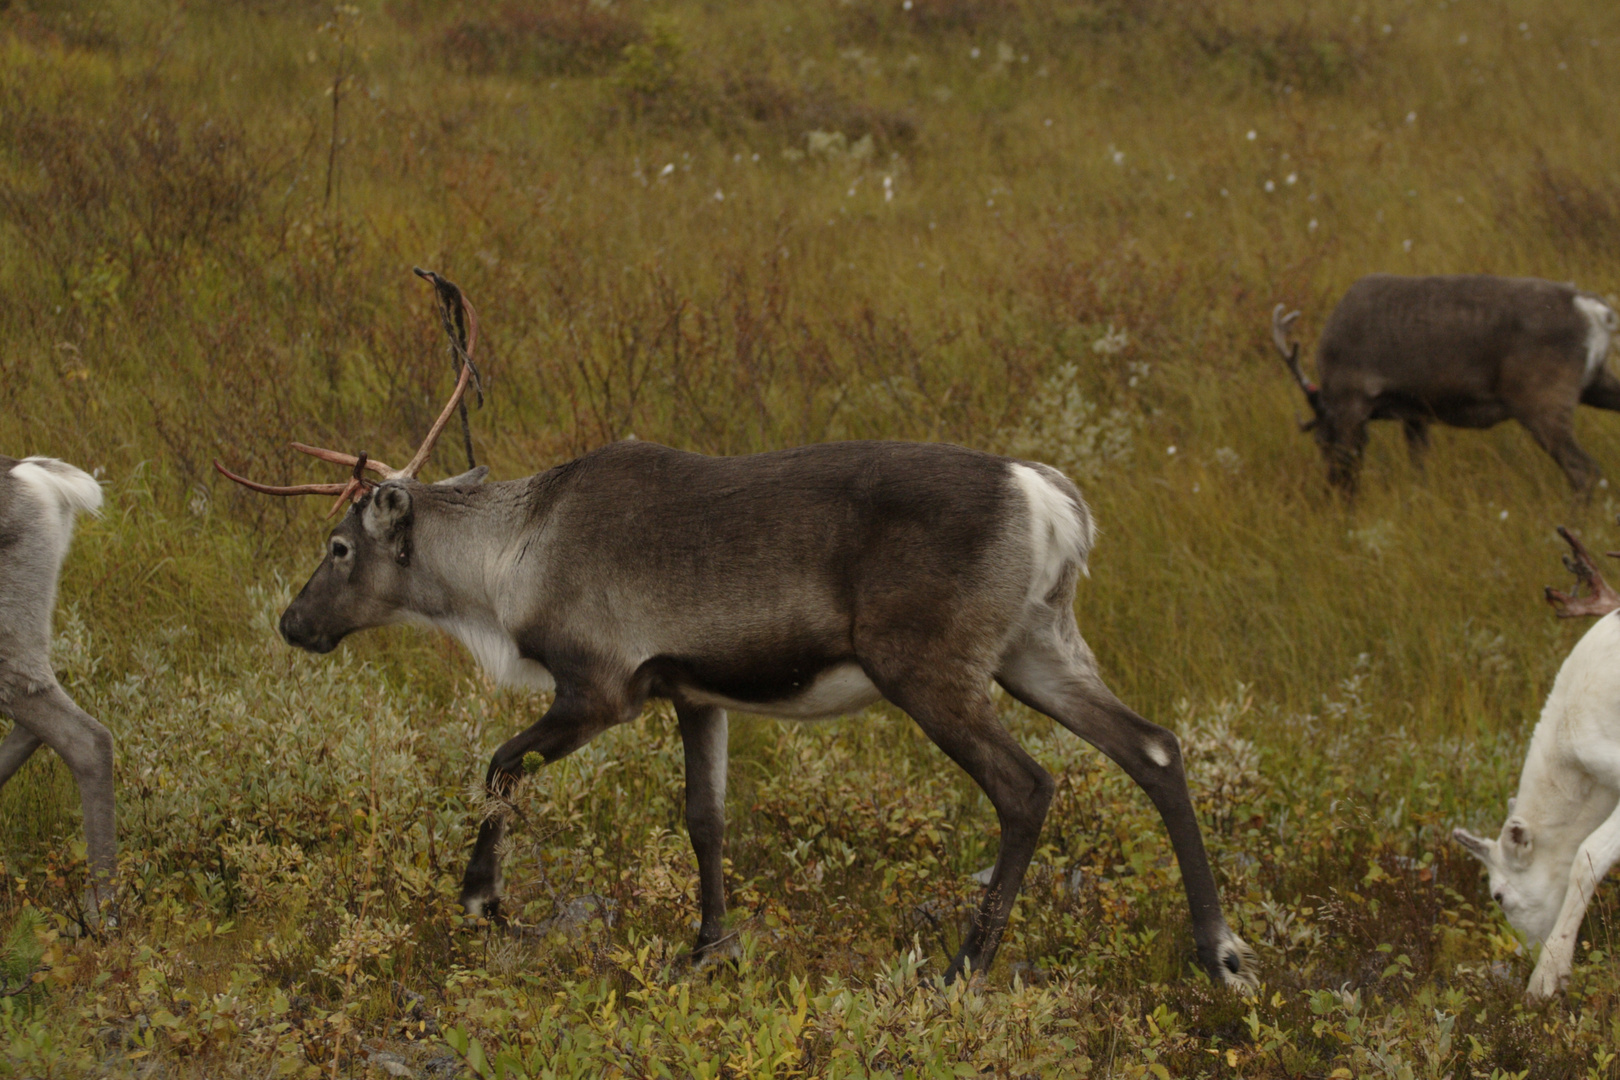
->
214 271 1259 991
1273 275 1620 494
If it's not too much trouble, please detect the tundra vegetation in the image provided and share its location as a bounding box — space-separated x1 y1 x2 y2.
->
1 0 1620 1075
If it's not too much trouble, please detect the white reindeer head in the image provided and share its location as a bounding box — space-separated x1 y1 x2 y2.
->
1452 803 1566 944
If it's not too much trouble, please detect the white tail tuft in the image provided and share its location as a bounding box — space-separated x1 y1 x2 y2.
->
1009 463 1094 601
12 458 104 518
1574 295 1616 383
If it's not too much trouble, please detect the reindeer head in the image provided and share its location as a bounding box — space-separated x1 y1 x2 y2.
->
1453 806 1566 944
215 268 487 652
278 470 487 652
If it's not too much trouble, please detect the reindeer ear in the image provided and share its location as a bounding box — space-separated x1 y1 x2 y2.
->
362 483 414 564
433 466 489 487
1452 827 1496 865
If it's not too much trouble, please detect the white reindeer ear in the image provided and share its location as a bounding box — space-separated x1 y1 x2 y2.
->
1452 827 1496 864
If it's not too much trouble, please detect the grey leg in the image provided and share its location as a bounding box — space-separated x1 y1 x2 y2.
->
460 686 621 920
4 684 117 918
0 723 42 789
859 652 1054 982
997 622 1257 989
1402 419 1431 472
675 703 729 957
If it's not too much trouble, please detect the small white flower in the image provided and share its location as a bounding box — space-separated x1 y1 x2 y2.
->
970 46 981 59
1167 445 1178 456
1382 23 1392 33
1405 111 1417 124
1499 509 1509 521
1264 179 1275 192
1308 218 1319 232
903 0 912 8
714 189 725 201
1457 33 1467 44
883 175 894 202
1285 172 1297 185
1220 188 1229 197
1246 129 1257 141
752 152 760 162
659 163 675 177
1112 150 1126 165
1403 239 1413 252
1044 118 1052 126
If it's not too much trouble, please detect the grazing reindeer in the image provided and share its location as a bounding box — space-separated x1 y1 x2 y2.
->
216 272 1258 989
0 456 115 923
1273 275 1620 494
1453 527 1620 998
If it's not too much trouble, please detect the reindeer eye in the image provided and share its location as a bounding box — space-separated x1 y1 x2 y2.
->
331 538 351 559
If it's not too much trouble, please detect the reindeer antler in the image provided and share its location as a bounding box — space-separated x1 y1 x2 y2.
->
213 270 482 517
1271 303 1323 433
1544 524 1620 618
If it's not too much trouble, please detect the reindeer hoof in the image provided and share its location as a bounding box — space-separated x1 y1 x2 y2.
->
1211 931 1260 993
1525 963 1567 1001
684 935 742 971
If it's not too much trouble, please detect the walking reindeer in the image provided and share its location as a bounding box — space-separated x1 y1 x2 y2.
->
0 456 115 924
217 271 1257 988
1453 527 1620 998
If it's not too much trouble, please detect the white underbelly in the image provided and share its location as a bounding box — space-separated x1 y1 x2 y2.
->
682 662 882 720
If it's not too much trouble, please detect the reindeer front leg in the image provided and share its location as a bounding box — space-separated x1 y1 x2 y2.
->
1526 804 1620 999
674 703 731 960
460 685 621 921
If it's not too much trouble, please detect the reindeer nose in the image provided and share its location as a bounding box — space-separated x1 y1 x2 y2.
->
1493 890 1505 905
279 608 314 649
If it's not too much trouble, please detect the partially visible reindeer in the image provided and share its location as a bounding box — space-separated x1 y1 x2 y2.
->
214 271 1259 991
0 456 115 924
1453 526 1620 998
1273 275 1619 494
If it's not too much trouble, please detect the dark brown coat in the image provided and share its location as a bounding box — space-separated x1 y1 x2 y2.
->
1274 274 1619 493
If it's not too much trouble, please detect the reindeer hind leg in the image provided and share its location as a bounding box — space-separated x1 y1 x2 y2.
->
858 649 1053 983
995 618 1257 989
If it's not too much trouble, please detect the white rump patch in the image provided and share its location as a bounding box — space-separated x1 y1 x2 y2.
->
10 457 102 555
11 458 103 518
426 615 556 691
1008 463 1094 603
1574 296 1616 384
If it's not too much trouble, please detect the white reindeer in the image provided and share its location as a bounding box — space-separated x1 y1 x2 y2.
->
1454 528 1620 998
0 455 115 925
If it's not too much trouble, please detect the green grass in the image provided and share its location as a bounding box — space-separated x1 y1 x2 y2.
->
3 0 1620 1075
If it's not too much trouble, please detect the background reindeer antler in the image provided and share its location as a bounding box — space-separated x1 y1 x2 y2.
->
1544 523 1620 618
213 269 482 516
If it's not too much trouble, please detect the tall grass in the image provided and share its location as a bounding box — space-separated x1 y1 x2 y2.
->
2 0 1620 1075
